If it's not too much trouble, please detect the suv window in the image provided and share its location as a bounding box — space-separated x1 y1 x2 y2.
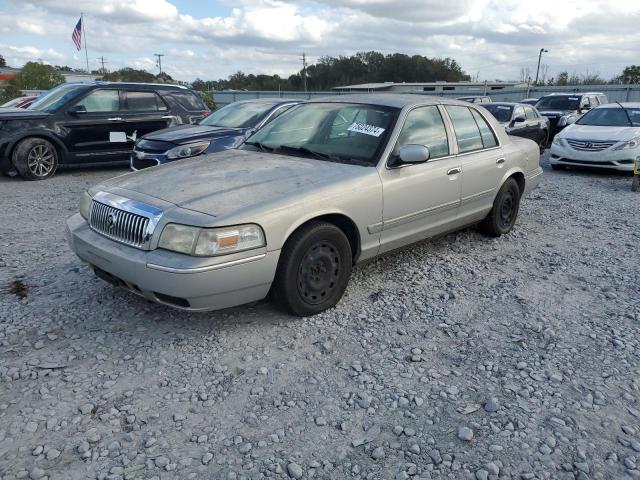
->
125 91 167 112
524 106 537 120
395 106 449 158
74 89 120 113
170 91 208 111
470 109 498 148
445 105 484 153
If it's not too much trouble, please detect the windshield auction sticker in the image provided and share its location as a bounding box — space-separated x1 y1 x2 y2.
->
348 122 385 137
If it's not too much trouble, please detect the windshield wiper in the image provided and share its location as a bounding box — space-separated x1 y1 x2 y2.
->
616 102 634 127
274 145 331 161
244 141 273 152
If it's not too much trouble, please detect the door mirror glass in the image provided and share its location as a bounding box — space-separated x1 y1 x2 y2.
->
513 114 526 123
399 144 430 164
68 104 87 115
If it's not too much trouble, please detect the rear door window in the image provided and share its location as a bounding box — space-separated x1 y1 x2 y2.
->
524 106 537 120
124 91 167 112
445 105 484 153
470 109 498 148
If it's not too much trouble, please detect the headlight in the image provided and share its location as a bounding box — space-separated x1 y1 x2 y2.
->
557 115 578 127
552 136 563 146
166 141 210 160
80 191 92 220
158 223 265 257
613 136 640 151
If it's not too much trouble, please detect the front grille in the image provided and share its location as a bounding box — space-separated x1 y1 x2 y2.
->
131 155 160 170
557 157 616 166
89 201 150 248
566 139 616 152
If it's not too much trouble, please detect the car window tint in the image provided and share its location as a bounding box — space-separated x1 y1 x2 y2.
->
524 106 537 120
445 105 484 153
126 91 167 112
470 109 498 148
171 91 207 110
74 89 119 112
395 106 449 158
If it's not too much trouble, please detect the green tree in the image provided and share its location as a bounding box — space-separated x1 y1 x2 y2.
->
18 62 65 90
620 65 640 83
0 54 6 68
555 72 568 86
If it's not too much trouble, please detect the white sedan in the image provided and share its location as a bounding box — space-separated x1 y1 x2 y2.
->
550 102 640 171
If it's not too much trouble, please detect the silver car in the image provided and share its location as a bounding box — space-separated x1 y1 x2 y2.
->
67 94 543 316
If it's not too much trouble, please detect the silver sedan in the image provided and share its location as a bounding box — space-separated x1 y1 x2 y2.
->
67 94 543 316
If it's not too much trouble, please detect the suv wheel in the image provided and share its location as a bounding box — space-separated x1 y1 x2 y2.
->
13 138 59 180
479 178 521 237
271 221 352 316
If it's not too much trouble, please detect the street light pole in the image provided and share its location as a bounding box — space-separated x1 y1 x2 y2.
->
535 48 548 86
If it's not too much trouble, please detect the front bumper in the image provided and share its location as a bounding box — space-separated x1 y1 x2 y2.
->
66 214 280 311
549 143 637 171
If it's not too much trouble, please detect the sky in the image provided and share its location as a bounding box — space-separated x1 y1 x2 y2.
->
1 0 639 84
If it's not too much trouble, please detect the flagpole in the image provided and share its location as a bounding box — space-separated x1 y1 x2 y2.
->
81 12 90 74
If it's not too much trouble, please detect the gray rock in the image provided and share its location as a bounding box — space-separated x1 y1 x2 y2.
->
287 462 303 479
484 397 499 412
371 446 385 459
457 426 474 441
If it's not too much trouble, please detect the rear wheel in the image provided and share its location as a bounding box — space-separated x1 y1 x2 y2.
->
12 138 59 180
271 221 352 316
479 178 521 237
551 164 564 171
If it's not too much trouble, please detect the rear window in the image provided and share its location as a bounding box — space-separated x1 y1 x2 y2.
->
168 91 207 111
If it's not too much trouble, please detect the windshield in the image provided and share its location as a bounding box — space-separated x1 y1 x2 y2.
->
535 96 580 111
244 102 398 166
576 107 640 127
483 104 513 123
200 101 277 128
28 84 88 112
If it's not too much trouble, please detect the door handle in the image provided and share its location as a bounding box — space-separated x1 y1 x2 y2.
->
107 117 123 121
496 158 505 165
161 115 175 119
447 167 461 175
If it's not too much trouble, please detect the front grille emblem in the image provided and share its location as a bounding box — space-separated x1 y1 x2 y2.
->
585 142 593 149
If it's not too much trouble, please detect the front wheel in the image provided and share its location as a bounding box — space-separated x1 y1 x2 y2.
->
479 178 521 237
271 221 353 316
12 138 59 180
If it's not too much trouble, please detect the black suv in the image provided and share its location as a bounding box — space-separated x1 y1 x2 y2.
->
0 82 209 180
535 92 608 139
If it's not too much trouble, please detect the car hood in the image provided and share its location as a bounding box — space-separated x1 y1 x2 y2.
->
96 149 372 218
141 124 245 144
0 108 50 120
559 124 640 141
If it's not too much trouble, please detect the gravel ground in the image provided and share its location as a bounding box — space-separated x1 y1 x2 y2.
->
1 154 639 480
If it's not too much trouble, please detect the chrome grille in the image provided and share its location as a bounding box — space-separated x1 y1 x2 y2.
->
566 139 616 151
89 201 150 248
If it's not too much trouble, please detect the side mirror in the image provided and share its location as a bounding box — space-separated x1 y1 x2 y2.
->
581 105 591 112
513 114 526 123
390 144 430 167
68 105 87 115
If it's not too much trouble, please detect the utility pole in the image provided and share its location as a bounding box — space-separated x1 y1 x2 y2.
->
534 48 548 86
97 56 107 75
154 53 164 76
300 52 307 93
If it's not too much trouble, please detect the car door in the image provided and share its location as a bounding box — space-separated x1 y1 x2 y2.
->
524 106 541 141
120 90 173 143
443 105 503 221
378 105 462 253
62 88 129 164
509 105 528 139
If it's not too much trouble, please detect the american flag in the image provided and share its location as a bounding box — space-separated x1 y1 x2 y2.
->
72 17 82 51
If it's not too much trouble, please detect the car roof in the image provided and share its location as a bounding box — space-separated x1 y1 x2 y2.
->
308 93 472 108
485 102 527 107
542 92 604 97
233 98 299 106
594 102 640 109
61 81 190 90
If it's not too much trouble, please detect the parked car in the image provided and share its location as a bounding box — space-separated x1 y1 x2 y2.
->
0 82 210 180
457 96 492 104
549 102 640 171
482 102 549 151
520 98 539 106
1 96 37 109
131 98 299 170
67 94 542 316
535 92 608 139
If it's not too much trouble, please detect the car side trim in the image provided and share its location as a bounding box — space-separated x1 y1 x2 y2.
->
368 199 460 233
461 188 494 205
146 253 267 274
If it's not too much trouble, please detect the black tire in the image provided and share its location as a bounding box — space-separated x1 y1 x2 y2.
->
479 178 521 237
551 164 564 171
271 221 353 316
632 175 640 192
12 138 59 180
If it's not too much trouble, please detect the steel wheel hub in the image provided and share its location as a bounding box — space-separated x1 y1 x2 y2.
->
297 242 340 305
